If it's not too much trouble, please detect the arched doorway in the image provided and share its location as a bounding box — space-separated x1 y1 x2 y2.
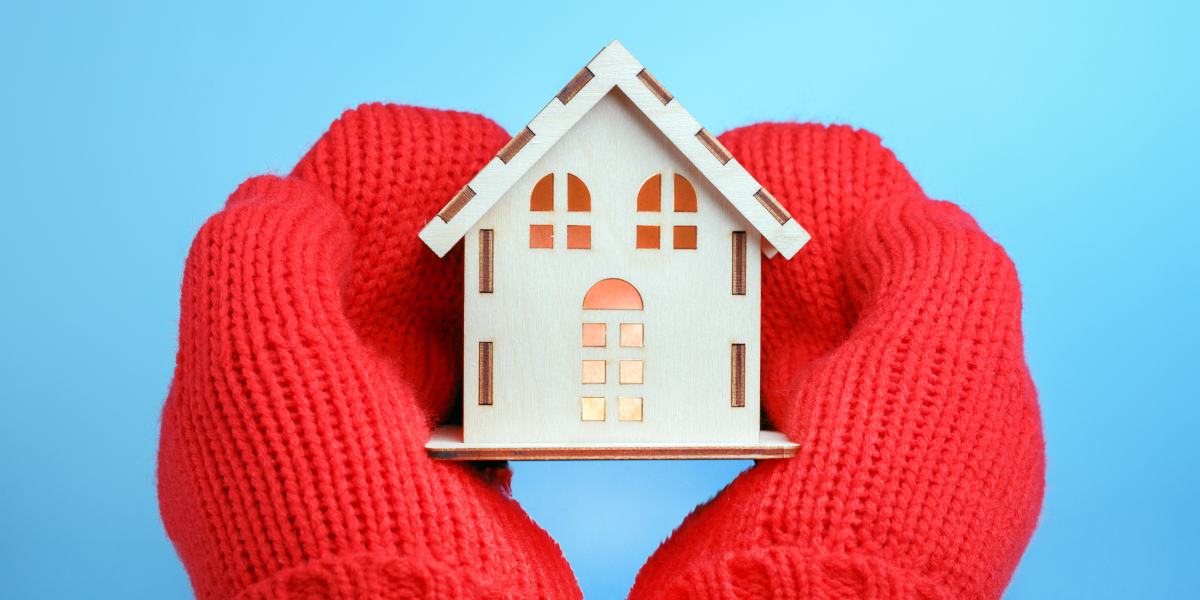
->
580 279 645 422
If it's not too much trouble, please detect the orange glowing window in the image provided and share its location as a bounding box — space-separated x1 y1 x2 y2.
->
530 173 553 211
581 397 605 421
620 323 643 348
583 278 643 310
567 174 591 211
674 174 697 212
637 174 661 212
582 323 606 347
619 397 643 421
567 225 591 249
636 225 660 249
582 360 606 384
530 224 553 248
619 360 643 384
674 225 697 249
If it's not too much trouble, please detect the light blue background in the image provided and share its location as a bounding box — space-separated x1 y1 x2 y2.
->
1 2 1197 598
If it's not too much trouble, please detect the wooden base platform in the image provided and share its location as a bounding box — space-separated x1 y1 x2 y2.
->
426 426 798 461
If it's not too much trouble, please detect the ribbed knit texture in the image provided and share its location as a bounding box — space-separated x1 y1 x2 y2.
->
627 124 1044 600
158 105 581 600
159 107 1044 600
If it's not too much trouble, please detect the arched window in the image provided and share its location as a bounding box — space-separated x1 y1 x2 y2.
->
567 174 591 211
530 173 553 211
674 174 696 212
637 174 660 212
583 278 643 310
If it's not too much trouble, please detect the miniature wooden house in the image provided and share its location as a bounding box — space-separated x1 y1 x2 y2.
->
420 41 810 459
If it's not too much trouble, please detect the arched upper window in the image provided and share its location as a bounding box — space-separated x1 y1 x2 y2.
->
674 174 696 212
637 174 661 212
530 173 591 211
583 278 643 310
567 174 591 211
637 173 697 212
530 174 553 211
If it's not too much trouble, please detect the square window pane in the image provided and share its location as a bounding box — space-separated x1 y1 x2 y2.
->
620 323 643 347
673 225 697 249
637 225 660 249
619 360 643 384
619 397 643 421
582 360 606 384
581 397 605 421
582 323 606 347
530 224 553 248
567 225 591 249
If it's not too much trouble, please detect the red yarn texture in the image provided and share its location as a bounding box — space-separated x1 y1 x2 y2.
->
158 105 1044 600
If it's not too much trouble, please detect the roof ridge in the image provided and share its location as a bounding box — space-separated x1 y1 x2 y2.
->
418 40 811 259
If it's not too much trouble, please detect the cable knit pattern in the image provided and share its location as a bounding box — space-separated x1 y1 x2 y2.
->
158 106 580 600
159 108 1043 600
627 124 1044 600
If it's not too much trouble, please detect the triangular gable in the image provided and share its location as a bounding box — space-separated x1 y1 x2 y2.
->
418 40 811 259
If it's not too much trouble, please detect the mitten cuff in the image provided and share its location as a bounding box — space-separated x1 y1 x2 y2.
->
232 552 512 600
643 547 954 600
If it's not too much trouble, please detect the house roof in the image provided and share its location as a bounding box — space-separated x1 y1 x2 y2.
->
418 40 811 260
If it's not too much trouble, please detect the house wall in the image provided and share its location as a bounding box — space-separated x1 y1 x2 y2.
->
462 87 761 444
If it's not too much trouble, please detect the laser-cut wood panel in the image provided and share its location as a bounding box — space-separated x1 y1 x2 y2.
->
419 40 812 262
459 85 764 446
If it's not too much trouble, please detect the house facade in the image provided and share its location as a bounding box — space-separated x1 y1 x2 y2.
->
419 41 810 446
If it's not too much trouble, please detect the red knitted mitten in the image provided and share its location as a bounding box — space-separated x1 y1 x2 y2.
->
158 105 581 600
627 124 1045 600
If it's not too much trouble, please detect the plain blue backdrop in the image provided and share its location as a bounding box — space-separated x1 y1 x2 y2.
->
1 1 1197 598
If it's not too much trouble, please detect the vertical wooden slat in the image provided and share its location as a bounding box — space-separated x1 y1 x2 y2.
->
479 229 493 293
732 231 746 295
731 344 746 407
479 342 493 405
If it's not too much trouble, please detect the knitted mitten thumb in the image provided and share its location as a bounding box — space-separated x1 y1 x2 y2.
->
158 105 581 600
628 124 1045 600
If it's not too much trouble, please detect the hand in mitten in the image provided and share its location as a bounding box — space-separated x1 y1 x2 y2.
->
628 124 1045 600
158 105 582 600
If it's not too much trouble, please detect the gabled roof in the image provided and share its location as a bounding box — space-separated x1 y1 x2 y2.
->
418 40 811 259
